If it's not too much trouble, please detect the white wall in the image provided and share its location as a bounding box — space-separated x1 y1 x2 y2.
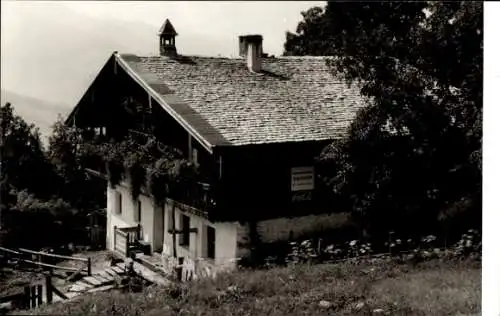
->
106 183 154 252
106 182 239 269
162 202 238 269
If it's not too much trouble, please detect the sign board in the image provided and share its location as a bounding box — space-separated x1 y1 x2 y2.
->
291 166 315 192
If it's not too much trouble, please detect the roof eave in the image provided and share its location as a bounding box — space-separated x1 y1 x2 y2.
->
114 52 215 154
64 53 117 126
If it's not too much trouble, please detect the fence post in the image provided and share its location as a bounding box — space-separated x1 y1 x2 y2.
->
23 286 30 309
114 225 117 251
125 233 130 257
37 284 42 306
87 257 92 276
30 286 36 308
45 274 53 304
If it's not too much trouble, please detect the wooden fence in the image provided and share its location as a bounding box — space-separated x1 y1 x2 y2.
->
0 274 68 311
114 225 141 258
0 246 92 276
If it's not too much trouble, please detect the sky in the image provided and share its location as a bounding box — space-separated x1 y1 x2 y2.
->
1 1 325 106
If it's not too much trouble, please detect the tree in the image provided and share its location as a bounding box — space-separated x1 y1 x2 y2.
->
1 103 60 218
285 2 482 238
0 103 71 247
47 117 106 211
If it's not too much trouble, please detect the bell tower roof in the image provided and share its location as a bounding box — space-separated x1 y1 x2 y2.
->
158 19 178 36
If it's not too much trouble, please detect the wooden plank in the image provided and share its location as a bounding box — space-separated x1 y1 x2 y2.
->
18 248 88 262
82 276 102 286
132 261 170 286
104 268 119 277
65 266 85 282
18 259 82 273
96 271 114 281
93 274 111 284
69 285 88 293
65 292 80 299
87 285 115 293
0 246 21 255
51 286 68 300
116 262 126 270
111 266 125 274
74 281 93 290
116 229 128 237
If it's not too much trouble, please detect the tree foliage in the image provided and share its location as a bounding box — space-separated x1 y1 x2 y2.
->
1 103 58 203
285 2 482 238
47 117 106 211
62 125 200 208
0 103 79 247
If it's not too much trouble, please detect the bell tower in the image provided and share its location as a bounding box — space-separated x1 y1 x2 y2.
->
158 18 178 57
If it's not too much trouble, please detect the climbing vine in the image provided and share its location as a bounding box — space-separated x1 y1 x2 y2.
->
72 129 199 206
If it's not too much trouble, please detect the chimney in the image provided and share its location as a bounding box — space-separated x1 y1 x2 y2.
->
239 35 263 73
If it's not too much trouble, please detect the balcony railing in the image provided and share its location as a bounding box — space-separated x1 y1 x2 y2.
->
113 225 142 257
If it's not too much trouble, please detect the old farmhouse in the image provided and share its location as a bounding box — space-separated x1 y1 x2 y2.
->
65 19 365 277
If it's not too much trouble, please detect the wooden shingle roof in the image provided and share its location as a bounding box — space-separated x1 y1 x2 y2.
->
117 53 367 147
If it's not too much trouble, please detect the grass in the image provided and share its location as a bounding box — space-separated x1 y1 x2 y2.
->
15 259 480 316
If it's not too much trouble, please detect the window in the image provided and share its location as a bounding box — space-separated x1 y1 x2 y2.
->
135 200 142 223
115 192 122 215
206 226 216 259
179 214 190 247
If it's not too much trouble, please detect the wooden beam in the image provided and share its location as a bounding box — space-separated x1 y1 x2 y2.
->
188 134 193 161
218 155 223 179
18 259 82 273
84 168 107 179
0 246 21 255
18 248 88 263
167 228 198 234
51 285 68 300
